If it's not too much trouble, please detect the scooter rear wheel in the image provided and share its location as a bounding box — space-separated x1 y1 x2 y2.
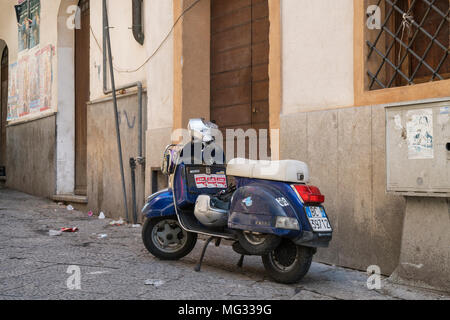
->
142 216 197 260
262 239 314 284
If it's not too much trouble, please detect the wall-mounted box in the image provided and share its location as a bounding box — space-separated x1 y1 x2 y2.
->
386 99 450 197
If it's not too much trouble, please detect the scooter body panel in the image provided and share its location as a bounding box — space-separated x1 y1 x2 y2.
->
230 178 332 247
141 189 176 219
173 163 228 209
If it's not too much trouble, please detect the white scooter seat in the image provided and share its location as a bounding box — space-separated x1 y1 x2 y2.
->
227 158 310 184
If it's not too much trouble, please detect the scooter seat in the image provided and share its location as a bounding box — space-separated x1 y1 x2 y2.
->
227 158 310 184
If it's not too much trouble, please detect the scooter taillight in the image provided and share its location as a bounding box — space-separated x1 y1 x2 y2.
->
293 185 325 204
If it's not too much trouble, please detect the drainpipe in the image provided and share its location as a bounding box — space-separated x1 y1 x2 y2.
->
132 0 145 45
102 0 145 223
102 0 144 159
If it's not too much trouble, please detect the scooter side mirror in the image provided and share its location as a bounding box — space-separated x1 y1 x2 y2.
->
188 118 219 143
161 145 181 175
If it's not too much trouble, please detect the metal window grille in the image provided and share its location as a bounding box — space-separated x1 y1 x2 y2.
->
366 0 449 90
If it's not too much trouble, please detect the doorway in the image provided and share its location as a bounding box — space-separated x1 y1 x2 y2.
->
0 46 8 178
210 0 270 158
74 0 90 195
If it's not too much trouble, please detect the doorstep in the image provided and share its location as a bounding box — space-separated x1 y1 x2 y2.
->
51 194 88 204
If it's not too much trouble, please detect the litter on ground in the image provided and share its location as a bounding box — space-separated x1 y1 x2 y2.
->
109 218 125 226
98 212 105 219
49 230 63 237
144 279 165 287
61 227 79 233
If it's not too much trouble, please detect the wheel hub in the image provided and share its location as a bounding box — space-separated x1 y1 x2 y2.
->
152 220 187 253
271 241 297 271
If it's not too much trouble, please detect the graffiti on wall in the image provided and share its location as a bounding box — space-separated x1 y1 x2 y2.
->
7 45 53 121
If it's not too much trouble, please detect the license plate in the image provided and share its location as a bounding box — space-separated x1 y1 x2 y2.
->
305 207 332 232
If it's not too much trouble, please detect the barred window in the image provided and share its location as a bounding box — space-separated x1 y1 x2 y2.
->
366 0 449 90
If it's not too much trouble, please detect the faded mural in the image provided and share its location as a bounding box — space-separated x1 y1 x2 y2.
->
7 45 53 121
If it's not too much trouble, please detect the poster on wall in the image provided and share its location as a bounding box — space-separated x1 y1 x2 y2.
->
16 1 29 52
7 62 19 121
15 0 40 52
29 0 40 48
7 44 53 121
406 109 434 160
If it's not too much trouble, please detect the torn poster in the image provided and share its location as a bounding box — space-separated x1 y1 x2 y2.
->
406 108 433 160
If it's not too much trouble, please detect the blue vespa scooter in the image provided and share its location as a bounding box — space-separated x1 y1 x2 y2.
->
141 119 332 284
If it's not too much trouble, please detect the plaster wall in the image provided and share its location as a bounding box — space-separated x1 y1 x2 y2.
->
87 93 147 221
89 0 148 100
280 0 354 115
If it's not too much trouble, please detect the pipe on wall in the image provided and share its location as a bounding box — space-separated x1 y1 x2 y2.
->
102 0 144 159
132 0 145 45
102 0 145 222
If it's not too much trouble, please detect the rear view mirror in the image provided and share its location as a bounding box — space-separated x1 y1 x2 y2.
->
161 145 181 175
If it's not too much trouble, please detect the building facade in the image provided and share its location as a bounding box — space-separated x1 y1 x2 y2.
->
0 0 448 292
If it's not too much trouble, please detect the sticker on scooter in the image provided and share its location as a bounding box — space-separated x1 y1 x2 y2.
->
195 175 208 188
242 197 253 207
195 174 227 189
276 197 290 207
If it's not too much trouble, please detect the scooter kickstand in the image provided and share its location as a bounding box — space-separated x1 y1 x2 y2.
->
237 255 245 268
194 236 215 272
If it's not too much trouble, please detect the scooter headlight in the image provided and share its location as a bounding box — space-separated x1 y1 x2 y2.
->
276 217 300 231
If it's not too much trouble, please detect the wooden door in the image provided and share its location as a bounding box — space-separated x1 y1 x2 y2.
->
0 47 8 176
74 0 90 195
210 0 270 159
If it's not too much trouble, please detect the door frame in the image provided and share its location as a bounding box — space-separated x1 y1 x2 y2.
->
74 0 90 195
0 45 8 178
55 0 80 195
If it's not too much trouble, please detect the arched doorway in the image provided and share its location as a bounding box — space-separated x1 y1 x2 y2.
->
0 45 8 179
74 0 90 195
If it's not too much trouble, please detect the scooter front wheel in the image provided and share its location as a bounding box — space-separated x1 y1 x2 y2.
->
262 239 314 284
142 216 197 260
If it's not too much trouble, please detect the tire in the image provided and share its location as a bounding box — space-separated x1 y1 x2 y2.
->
262 239 314 284
236 230 282 255
142 216 197 260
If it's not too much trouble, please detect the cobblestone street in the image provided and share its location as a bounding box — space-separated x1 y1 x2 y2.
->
0 188 448 300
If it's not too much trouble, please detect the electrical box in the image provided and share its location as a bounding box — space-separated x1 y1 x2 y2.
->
386 99 450 197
